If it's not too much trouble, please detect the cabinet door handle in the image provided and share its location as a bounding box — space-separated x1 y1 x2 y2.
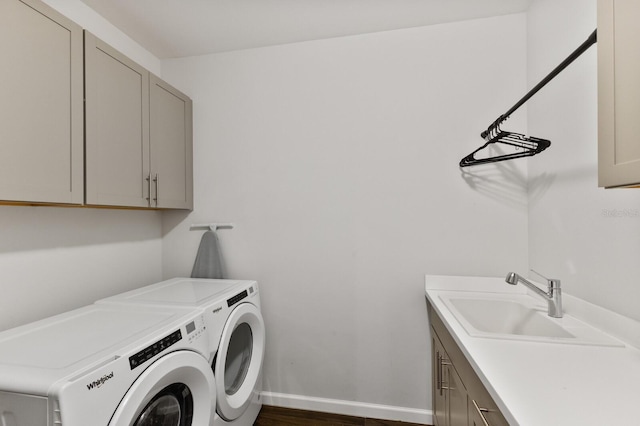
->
440 368 451 391
437 353 450 393
145 175 151 206
436 353 442 392
439 356 451 392
472 399 491 426
152 173 159 206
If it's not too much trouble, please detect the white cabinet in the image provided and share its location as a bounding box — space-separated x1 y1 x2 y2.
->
85 32 193 209
598 0 640 188
0 0 84 204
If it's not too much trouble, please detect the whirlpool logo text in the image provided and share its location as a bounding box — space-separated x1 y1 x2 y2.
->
86 371 114 391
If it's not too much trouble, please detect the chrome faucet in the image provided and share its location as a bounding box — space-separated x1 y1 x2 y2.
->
505 271 563 318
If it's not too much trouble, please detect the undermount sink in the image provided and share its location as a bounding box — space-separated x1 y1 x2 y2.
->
448 298 572 338
438 292 624 347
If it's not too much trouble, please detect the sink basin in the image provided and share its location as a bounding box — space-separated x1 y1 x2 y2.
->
448 298 573 338
438 292 624 347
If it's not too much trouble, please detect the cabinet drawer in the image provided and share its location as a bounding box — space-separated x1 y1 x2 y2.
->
465 367 509 426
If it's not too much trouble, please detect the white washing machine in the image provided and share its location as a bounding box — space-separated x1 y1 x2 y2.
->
0 303 216 426
97 278 265 426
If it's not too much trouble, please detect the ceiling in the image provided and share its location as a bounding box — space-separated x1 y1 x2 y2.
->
78 0 531 59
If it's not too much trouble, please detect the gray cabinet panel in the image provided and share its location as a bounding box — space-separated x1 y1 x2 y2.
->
429 303 509 426
150 75 193 210
85 33 193 210
447 365 468 426
433 335 447 426
0 1 192 209
0 0 83 204
85 31 151 207
598 0 640 187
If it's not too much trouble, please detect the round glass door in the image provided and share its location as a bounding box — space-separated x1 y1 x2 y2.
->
225 322 253 395
134 383 192 426
214 303 265 421
108 351 215 426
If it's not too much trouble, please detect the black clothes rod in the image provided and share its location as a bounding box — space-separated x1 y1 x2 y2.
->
460 29 597 168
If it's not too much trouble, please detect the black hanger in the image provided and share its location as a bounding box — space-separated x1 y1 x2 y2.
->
460 29 597 168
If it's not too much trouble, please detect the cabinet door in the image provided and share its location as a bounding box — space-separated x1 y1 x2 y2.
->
430 304 509 426
445 365 467 426
432 335 447 426
598 0 640 187
85 31 151 207
150 75 193 209
433 332 468 426
0 0 83 204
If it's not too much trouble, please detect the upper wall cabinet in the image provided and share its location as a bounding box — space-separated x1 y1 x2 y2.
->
0 0 84 204
598 0 640 188
85 32 150 208
150 76 194 209
85 32 193 209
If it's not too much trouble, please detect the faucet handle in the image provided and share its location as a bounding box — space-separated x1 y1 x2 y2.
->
530 269 561 289
530 268 549 281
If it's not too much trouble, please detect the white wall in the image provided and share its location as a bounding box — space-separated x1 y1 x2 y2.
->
161 14 529 415
527 0 640 322
0 1 163 331
2 0 637 419
0 207 162 330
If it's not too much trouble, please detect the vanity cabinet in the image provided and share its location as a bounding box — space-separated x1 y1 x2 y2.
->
598 0 640 188
433 333 468 426
85 32 193 209
0 0 84 204
429 303 509 426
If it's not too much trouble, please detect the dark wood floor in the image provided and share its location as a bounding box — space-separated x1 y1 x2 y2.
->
254 405 430 426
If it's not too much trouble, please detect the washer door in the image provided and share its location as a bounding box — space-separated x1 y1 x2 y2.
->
109 351 215 426
214 302 265 421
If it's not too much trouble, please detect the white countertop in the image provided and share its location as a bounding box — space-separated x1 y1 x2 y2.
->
425 275 640 426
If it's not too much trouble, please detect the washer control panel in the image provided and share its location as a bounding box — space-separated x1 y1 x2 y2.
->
186 315 206 344
129 330 182 370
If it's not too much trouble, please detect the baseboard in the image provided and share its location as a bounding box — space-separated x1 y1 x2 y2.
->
260 391 433 425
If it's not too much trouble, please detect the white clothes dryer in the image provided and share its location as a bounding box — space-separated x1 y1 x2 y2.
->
0 303 216 426
97 278 265 426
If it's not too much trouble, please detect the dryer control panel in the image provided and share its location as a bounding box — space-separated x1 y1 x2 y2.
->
128 315 207 370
